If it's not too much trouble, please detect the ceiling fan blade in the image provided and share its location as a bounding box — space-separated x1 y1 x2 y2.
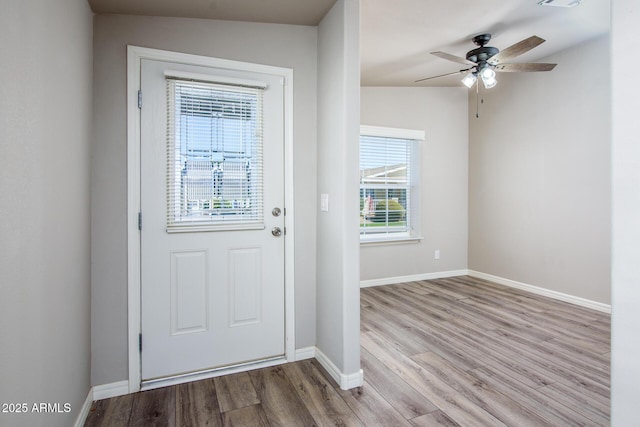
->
488 35 545 65
494 63 557 72
414 68 471 83
431 51 477 66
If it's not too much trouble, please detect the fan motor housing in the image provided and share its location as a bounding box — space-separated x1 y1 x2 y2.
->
466 46 499 64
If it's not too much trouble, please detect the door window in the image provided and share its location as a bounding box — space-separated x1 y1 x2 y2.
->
166 78 264 232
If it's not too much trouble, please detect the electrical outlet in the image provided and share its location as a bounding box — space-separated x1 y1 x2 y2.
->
434 250 440 260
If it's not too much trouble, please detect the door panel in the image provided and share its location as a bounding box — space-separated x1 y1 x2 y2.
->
170 250 208 335
228 247 262 327
140 58 285 381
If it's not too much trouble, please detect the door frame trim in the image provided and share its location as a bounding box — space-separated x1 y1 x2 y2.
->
126 45 295 393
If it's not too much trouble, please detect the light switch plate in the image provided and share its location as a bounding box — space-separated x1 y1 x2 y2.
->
320 193 329 212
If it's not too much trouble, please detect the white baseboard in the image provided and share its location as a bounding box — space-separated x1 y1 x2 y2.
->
468 270 612 314
91 347 355 400
73 381 130 425
314 347 363 390
360 270 469 288
341 368 365 389
294 346 316 361
93 380 130 401
360 269 611 314
73 388 94 427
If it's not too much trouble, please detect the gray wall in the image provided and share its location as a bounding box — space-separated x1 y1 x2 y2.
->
360 87 469 281
468 35 611 304
611 0 640 422
0 0 93 425
92 14 318 386
316 0 362 376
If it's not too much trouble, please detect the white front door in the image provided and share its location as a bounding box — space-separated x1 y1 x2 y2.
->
140 58 285 381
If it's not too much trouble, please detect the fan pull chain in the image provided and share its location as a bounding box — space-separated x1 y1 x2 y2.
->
475 80 480 118
474 81 487 118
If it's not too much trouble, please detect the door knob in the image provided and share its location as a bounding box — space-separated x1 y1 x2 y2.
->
272 207 282 217
271 227 282 237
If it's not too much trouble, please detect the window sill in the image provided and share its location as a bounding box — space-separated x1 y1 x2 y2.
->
360 235 423 246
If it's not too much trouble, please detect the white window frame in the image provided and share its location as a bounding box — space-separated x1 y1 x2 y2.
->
359 125 424 245
165 77 265 233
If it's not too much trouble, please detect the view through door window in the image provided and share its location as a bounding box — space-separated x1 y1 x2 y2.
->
166 79 264 232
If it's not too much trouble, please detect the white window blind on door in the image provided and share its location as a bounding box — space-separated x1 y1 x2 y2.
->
166 78 264 232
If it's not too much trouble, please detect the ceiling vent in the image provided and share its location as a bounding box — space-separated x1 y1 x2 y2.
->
538 0 581 7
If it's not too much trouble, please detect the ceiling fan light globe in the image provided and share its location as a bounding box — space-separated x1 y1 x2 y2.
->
482 75 498 89
461 73 477 88
481 67 496 79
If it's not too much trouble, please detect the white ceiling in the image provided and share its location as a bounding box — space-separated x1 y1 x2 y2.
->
361 0 610 87
87 0 337 26
88 0 611 87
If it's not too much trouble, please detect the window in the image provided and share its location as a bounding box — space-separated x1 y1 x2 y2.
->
359 125 424 243
166 77 265 232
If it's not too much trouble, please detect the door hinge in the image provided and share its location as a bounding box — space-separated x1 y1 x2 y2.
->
138 212 142 231
139 333 142 352
137 90 142 109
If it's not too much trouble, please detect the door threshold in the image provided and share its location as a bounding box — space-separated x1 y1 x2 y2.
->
140 356 287 391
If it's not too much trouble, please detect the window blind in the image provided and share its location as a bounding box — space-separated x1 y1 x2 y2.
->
166 79 264 232
359 134 413 237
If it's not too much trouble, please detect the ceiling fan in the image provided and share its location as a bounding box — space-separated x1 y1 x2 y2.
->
415 33 557 89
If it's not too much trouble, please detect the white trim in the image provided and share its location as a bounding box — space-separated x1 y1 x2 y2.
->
127 45 296 393
342 369 366 390
164 70 268 89
314 348 364 390
166 223 266 234
294 346 316 361
127 46 143 394
360 270 470 288
92 380 130 401
283 55 296 365
468 270 612 314
361 269 612 313
360 124 425 141
72 388 93 427
360 235 423 246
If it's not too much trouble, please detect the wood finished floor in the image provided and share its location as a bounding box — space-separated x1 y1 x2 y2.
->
85 276 610 426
